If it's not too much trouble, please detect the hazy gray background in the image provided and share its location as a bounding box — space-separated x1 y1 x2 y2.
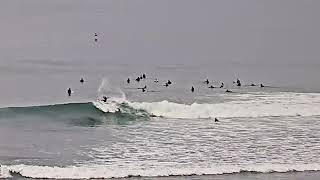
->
0 0 320 106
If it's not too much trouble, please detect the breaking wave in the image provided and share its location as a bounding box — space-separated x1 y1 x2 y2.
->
129 92 320 119
0 92 320 123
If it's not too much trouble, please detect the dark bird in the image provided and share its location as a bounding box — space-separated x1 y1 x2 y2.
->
215 118 219 122
80 78 84 83
204 79 209 84
127 78 130 84
191 86 195 93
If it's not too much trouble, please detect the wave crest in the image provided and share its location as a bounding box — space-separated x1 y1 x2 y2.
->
129 93 320 119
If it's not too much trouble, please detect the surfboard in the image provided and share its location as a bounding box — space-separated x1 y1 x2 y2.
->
93 100 120 113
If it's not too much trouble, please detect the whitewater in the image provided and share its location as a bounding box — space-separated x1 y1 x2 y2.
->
92 91 320 119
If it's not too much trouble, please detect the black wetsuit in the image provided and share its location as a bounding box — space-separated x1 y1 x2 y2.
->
102 96 108 102
237 79 241 86
67 88 72 96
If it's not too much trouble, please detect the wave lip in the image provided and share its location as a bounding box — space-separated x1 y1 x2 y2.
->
1 163 320 179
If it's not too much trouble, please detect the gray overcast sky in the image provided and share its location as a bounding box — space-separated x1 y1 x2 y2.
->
0 0 320 65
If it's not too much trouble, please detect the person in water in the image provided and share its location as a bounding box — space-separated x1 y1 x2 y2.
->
236 79 241 87
167 80 172 85
94 33 98 42
204 79 209 84
127 78 130 84
136 77 140 82
164 83 169 87
260 84 265 87
102 96 109 102
67 88 72 96
215 118 219 122
80 78 84 83
220 82 224 88
142 73 146 79
225 89 232 93
191 86 195 93
208 85 215 89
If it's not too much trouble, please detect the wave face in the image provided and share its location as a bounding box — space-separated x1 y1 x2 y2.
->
0 102 149 127
1 163 320 179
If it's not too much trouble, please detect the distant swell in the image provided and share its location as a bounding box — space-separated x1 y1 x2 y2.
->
1 163 320 179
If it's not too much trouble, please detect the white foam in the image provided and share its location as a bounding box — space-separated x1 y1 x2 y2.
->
92 96 127 113
94 78 128 113
129 92 320 119
1 163 320 179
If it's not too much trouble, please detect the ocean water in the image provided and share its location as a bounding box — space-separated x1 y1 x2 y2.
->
1 60 320 179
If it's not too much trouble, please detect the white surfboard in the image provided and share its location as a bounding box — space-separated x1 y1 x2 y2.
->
93 100 120 113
